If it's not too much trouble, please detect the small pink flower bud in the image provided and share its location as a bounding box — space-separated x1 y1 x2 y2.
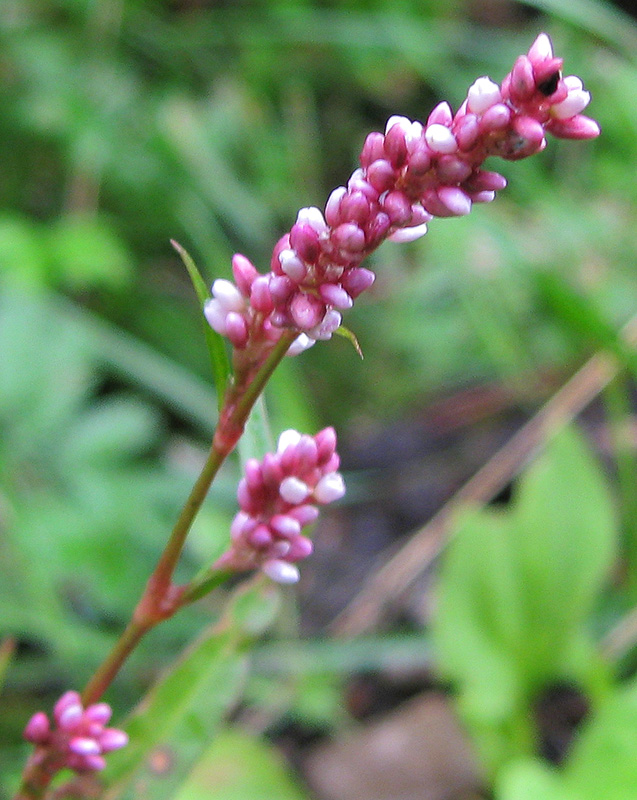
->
99 728 129 752
250 525 273 549
270 514 302 538
550 76 590 119
467 77 502 114
509 55 536 102
231 254 259 295
289 224 321 264
366 159 396 193
290 292 325 330
325 186 347 225
314 472 346 503
339 191 371 225
84 703 112 725
435 156 473 184
280 476 310 504
289 504 320 525
341 267 375 299
250 275 274 313
69 737 101 756
57 703 83 731
360 131 386 167
287 535 314 561
454 114 480 151
296 206 328 234
437 186 472 216
331 222 366 253
212 279 244 312
546 114 601 139
225 312 249 349
382 190 412 225
279 249 307 282
309 309 342 340
427 101 453 127
24 712 51 744
527 32 554 62
263 559 300 584
384 123 408 167
425 124 458 154
478 103 511 132
319 283 353 310
387 222 429 243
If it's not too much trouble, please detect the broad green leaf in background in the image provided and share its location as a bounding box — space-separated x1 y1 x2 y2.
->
174 728 310 800
100 582 281 800
497 675 637 800
434 425 618 775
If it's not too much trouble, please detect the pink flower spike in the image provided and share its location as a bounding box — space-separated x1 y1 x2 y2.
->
24 712 51 744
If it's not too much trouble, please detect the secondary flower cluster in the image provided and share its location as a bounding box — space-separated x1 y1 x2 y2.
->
217 428 345 583
23 691 128 773
204 33 599 357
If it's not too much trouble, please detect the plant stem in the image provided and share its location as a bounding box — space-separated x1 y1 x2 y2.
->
81 330 296 704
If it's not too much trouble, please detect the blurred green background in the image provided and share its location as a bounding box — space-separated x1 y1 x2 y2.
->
1 0 636 792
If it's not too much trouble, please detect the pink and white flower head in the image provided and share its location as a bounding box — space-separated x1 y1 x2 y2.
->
23 691 128 773
219 427 345 584
204 33 598 356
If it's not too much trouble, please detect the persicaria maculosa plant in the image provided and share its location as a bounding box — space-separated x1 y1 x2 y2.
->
15 33 599 798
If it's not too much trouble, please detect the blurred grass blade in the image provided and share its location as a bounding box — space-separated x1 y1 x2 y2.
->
0 638 16 694
534 271 637 379
172 239 231 409
521 0 637 58
101 581 280 800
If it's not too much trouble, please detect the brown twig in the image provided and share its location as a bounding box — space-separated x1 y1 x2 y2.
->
332 316 637 637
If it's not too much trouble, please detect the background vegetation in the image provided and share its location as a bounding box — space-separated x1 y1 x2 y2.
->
1 0 636 797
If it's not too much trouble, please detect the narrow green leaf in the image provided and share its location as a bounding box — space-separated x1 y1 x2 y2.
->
0 637 16 695
238 394 274 467
334 325 364 359
534 271 637 379
171 239 231 409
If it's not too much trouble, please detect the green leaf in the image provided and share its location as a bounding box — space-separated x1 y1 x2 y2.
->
496 758 575 800
100 583 280 799
172 239 231 410
46 214 133 291
534 271 637 379
564 677 637 800
512 427 617 681
173 728 309 800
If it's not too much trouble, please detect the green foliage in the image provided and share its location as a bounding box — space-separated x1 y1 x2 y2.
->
101 582 280 798
434 426 617 774
498 676 637 800
174 728 309 800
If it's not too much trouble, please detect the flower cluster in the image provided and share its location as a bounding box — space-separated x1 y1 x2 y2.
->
23 691 128 773
217 428 345 583
204 33 599 357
